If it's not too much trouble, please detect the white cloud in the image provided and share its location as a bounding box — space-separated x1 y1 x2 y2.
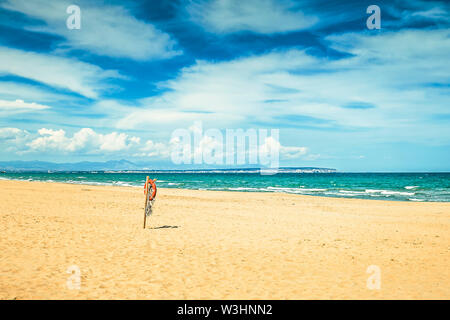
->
0 99 50 114
2 0 181 60
0 47 123 98
117 49 318 129
116 28 450 145
135 140 171 158
0 82 72 103
257 136 308 160
412 7 448 19
188 0 318 34
117 108 222 130
280 145 308 159
386 0 450 26
0 125 311 163
0 127 29 140
0 127 31 153
27 128 140 153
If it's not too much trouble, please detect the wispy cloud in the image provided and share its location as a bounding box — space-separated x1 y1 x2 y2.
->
0 99 50 114
188 0 318 34
0 81 73 103
1 0 181 60
385 0 450 27
117 28 449 146
0 46 123 98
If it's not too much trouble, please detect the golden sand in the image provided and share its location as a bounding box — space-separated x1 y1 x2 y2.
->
0 180 448 299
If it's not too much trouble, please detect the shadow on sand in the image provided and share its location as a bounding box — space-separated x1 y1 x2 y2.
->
149 225 179 230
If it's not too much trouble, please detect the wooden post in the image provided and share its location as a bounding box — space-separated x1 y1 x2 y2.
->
143 176 149 229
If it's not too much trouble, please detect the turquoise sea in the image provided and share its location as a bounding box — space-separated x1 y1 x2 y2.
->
1 171 449 202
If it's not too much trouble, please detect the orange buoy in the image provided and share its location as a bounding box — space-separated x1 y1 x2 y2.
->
148 178 157 201
144 177 157 201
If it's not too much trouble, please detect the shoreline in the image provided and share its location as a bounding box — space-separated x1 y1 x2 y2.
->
0 176 446 203
1 180 449 299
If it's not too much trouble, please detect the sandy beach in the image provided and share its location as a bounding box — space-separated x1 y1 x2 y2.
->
0 179 448 299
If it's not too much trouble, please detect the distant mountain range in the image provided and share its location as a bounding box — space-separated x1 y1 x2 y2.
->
0 160 337 173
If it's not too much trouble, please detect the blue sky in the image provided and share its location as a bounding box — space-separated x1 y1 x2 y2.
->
0 0 449 171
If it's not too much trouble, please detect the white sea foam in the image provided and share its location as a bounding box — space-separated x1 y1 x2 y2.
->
365 189 384 193
339 190 366 195
228 187 259 191
383 191 415 196
404 186 419 190
365 189 414 196
114 181 133 187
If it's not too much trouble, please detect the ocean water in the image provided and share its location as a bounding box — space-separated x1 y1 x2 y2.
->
1 171 449 202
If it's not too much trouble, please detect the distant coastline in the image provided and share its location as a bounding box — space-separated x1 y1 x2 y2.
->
0 160 336 173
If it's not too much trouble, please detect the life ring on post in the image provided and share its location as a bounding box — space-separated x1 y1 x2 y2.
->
143 176 157 228
144 177 157 201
